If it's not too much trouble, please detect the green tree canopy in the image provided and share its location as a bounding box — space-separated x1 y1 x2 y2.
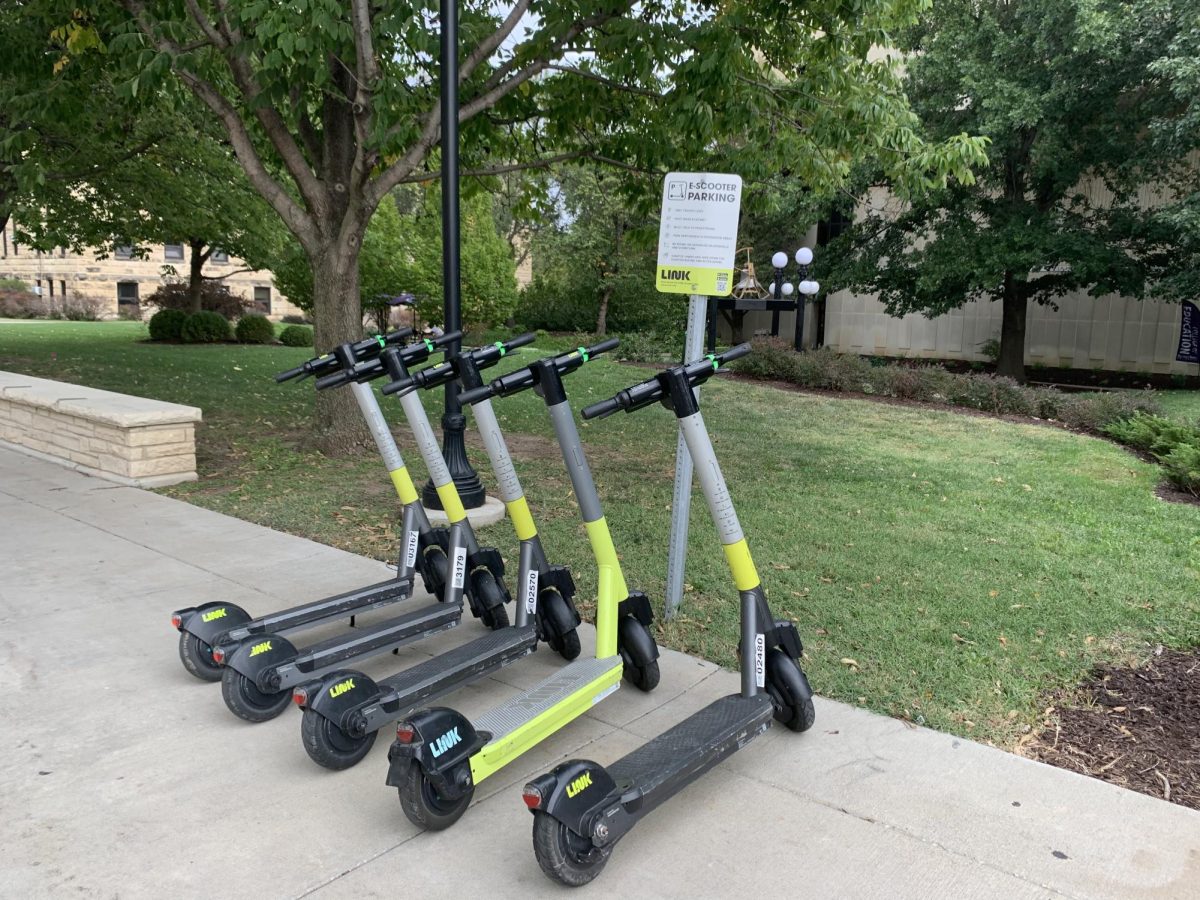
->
830 0 1196 379
43 0 985 450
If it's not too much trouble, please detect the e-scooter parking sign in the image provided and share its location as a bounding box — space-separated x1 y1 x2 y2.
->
656 173 742 296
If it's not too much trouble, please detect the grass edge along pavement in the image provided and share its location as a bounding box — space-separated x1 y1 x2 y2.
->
1 320 1198 754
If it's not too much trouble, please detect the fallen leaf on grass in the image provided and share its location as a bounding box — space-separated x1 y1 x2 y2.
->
952 633 976 646
840 658 860 669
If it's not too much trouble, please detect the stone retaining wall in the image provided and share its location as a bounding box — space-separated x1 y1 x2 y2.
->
0 371 201 487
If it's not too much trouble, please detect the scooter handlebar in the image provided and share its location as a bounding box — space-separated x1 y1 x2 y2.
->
581 343 751 419
274 327 415 383
459 337 619 405
313 330 463 391
380 332 537 396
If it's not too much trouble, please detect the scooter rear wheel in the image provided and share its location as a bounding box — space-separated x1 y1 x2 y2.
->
300 708 377 770
396 759 474 830
531 811 611 886
178 631 223 682
221 669 291 722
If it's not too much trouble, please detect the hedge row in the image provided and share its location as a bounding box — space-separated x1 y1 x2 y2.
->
1105 413 1200 496
729 338 1200 495
731 339 1161 430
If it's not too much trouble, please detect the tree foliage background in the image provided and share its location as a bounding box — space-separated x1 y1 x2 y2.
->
827 0 1198 379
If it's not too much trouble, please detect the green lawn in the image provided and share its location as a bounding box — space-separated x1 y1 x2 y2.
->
1158 389 1200 422
3 320 1198 746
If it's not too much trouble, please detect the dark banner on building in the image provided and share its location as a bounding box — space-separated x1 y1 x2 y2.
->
1178 300 1200 364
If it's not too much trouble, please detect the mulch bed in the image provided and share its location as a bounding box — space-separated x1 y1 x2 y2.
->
1025 649 1200 810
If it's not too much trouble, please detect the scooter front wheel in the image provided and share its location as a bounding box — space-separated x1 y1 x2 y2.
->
178 631 223 682
300 708 377 770
766 649 816 733
470 568 511 630
396 759 473 830
531 811 612 886
221 669 290 722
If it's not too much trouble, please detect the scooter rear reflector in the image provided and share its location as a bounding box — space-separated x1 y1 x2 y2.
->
395 723 416 744
521 785 543 809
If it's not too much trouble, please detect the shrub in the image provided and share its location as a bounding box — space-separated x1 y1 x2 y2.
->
235 313 276 344
0 277 29 291
1105 412 1200 495
0 289 46 319
1054 391 1160 431
279 324 314 347
181 310 232 343
148 308 188 341
281 313 310 325
143 281 249 319
45 294 105 321
611 331 679 364
1161 444 1200 496
731 338 1161 427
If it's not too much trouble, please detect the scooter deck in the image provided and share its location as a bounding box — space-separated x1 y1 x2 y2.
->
608 693 774 807
222 574 414 644
475 656 622 741
372 625 539 719
289 600 461 678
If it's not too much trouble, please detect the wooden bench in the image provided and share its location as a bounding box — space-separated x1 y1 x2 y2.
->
0 371 201 487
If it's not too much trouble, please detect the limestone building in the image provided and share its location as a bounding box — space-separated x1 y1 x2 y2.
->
0 220 303 320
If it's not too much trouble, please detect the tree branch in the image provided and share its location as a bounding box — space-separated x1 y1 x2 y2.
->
460 0 531 83
120 0 316 247
545 64 663 98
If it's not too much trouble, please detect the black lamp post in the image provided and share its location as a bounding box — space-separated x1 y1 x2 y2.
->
424 0 486 510
768 247 819 350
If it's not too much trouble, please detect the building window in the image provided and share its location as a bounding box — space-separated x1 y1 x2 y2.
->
2 229 6 257
48 280 55 297
210 248 229 264
60 247 66 258
60 280 67 297
115 245 134 260
36 279 43 295
164 242 185 261
254 286 271 314
117 281 139 309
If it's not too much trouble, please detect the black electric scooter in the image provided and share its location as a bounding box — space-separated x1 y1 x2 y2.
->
521 345 815 886
210 331 515 722
290 335 586 770
170 328 436 683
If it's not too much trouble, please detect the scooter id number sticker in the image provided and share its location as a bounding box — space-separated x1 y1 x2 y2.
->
754 635 765 688
404 530 419 569
451 546 467 590
524 570 539 615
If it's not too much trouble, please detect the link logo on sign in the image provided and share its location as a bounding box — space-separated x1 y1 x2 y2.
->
656 173 743 296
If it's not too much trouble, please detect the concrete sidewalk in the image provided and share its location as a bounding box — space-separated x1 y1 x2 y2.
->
1 445 1196 899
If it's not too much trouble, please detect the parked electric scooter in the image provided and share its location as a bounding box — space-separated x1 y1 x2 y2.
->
384 339 660 830
520 345 815 886
291 334 586 769
211 332 515 722
171 328 435 684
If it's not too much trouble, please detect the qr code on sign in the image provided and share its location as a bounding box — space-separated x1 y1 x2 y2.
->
715 272 729 293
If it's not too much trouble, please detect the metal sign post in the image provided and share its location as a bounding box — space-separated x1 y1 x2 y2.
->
664 293 710 619
656 173 743 620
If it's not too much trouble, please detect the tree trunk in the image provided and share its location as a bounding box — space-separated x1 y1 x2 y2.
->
595 286 612 336
187 239 206 313
997 270 1027 382
309 246 370 455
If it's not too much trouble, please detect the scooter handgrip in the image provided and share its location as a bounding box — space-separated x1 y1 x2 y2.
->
459 383 494 405
313 369 352 391
583 337 620 359
715 342 752 365
429 329 464 349
581 396 623 420
503 332 536 352
275 364 308 383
